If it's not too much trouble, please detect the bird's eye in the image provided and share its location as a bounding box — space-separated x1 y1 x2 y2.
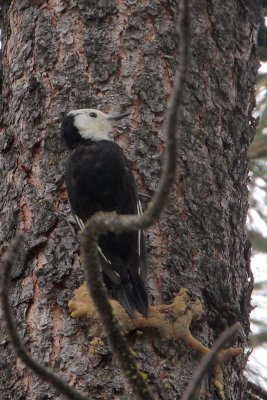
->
89 112 97 118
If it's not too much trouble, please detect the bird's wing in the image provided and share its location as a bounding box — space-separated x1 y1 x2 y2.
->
66 141 148 315
73 215 121 286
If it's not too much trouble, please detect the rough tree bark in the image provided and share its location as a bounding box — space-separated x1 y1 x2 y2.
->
0 1 262 399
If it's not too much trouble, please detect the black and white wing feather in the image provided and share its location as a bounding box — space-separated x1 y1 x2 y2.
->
65 140 148 316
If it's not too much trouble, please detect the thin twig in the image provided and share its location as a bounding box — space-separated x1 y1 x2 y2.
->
181 323 241 400
80 239 154 400
247 380 267 400
1 235 89 400
145 0 191 223
80 1 191 399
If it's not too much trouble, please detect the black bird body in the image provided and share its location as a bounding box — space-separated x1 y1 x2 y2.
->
61 110 148 316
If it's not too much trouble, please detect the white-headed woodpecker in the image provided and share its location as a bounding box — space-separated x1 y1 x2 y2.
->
61 109 148 317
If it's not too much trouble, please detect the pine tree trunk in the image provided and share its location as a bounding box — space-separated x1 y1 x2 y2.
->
0 1 262 399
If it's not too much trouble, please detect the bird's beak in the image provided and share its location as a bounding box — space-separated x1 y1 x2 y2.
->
106 111 131 121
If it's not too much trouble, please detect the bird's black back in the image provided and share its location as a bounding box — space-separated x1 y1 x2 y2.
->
65 139 148 316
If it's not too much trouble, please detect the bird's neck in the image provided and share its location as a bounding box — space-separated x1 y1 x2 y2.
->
69 137 96 150
79 128 111 142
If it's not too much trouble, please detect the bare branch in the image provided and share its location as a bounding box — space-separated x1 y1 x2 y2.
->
181 323 241 400
80 240 154 400
145 0 191 222
1 235 89 400
247 380 267 400
80 1 191 399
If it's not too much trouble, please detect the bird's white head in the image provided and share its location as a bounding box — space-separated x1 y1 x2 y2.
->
67 108 130 141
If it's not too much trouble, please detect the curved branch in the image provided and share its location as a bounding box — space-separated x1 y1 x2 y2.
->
246 380 267 400
1 235 89 400
80 1 191 399
181 323 241 400
145 0 191 222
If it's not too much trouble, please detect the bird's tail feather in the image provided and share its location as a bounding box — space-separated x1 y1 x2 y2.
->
132 275 148 317
115 277 148 318
115 283 136 317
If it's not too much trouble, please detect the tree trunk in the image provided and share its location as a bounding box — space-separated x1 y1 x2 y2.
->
0 1 261 399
